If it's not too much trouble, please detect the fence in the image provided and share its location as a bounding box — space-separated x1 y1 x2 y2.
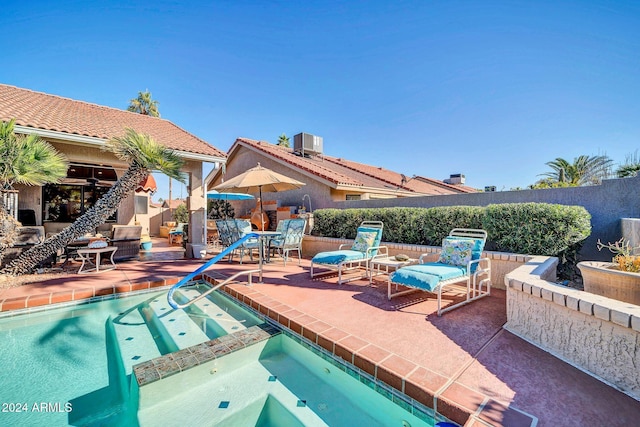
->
330 175 640 261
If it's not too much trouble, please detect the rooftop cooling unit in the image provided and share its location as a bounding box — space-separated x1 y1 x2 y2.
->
444 173 466 185
294 133 323 156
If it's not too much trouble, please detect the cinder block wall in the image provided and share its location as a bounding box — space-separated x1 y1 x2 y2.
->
329 175 640 262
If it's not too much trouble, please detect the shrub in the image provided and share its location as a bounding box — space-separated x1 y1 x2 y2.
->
173 203 189 223
482 203 590 256
312 206 485 245
312 203 591 279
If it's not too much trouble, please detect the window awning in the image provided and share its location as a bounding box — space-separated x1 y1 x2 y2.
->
135 174 157 194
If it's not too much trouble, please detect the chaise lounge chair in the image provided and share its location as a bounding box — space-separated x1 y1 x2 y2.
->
168 223 187 245
388 228 491 316
310 221 386 284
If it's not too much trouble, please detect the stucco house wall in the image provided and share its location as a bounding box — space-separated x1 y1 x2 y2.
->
212 147 336 216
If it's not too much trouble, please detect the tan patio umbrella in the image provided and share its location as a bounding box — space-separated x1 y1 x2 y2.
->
213 163 305 230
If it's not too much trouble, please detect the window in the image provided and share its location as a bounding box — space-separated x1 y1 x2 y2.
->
42 184 116 222
42 163 118 223
135 195 148 215
345 194 361 201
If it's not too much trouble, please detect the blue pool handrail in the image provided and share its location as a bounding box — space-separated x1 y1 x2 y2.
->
167 233 260 309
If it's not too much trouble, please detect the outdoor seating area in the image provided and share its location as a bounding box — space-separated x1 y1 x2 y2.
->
1 235 639 427
213 217 308 266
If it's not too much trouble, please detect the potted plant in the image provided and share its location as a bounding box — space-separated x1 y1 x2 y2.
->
578 238 640 305
140 234 152 251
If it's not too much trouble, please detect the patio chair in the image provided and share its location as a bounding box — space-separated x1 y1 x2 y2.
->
215 219 260 263
215 219 237 261
109 225 142 261
268 219 290 258
234 219 261 264
269 218 306 266
310 221 386 284
388 228 491 316
168 222 187 245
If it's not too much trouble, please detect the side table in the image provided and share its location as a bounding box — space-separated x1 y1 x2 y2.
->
76 246 118 274
369 256 418 286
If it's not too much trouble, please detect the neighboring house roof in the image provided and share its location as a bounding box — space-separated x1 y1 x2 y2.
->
0 84 226 161
162 199 186 209
218 138 475 195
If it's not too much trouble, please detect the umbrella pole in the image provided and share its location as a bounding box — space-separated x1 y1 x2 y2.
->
259 186 265 231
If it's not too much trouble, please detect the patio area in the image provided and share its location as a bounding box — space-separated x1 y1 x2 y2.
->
1 237 639 426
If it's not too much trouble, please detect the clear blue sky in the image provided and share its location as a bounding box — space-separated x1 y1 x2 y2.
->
1 0 639 201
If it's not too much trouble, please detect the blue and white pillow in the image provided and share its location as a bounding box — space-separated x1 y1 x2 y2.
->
437 239 473 266
352 231 378 253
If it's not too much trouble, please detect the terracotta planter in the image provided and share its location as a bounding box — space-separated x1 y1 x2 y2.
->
578 261 640 306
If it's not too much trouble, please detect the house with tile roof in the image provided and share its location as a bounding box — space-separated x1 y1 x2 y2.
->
0 83 226 246
206 137 475 222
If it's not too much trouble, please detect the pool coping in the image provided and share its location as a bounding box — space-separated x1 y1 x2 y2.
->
0 276 182 313
208 274 537 427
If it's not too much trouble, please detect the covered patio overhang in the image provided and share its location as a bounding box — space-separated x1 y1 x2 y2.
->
12 126 226 249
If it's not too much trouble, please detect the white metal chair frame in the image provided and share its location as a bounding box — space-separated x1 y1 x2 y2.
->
269 218 307 266
310 221 386 284
388 228 491 316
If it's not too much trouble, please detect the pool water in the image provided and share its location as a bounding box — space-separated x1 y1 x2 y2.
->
0 292 153 427
137 333 434 426
0 284 440 426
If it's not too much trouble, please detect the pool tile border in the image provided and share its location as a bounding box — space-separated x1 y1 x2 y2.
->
216 277 538 427
133 323 281 387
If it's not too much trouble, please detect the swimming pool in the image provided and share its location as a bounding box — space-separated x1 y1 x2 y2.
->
0 283 443 426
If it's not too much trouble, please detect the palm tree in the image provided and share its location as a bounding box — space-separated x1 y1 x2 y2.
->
277 133 290 147
616 151 640 178
0 119 69 265
3 128 185 276
539 155 613 186
0 119 69 191
127 90 160 117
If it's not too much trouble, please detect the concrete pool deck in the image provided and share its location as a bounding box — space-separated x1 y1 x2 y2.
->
1 238 639 426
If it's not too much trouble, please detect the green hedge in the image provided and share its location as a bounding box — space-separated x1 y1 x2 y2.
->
312 203 591 257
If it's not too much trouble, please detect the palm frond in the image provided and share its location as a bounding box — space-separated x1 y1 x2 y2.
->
105 128 185 182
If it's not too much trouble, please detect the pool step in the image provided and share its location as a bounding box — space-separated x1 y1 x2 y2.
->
110 302 164 375
110 288 214 375
177 288 249 337
146 293 211 350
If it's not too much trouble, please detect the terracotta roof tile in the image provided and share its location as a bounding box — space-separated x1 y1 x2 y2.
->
0 84 225 159
238 138 364 186
235 138 473 195
162 199 186 209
